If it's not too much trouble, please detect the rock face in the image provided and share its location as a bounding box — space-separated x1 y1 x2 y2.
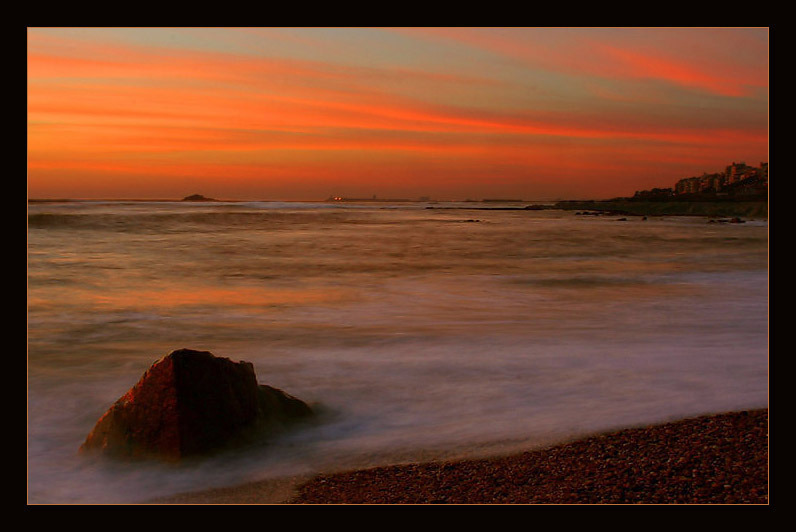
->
80 349 313 461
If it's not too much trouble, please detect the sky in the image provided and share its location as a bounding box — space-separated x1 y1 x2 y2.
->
27 27 769 201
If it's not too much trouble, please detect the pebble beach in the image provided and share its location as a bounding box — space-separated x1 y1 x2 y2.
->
154 408 768 505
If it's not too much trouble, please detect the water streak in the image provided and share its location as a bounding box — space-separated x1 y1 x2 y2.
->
27 201 768 503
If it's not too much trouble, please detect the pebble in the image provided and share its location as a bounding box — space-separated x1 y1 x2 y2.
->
292 409 768 505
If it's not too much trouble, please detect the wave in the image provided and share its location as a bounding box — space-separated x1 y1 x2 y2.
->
28 211 266 230
26 201 442 233
26 207 356 233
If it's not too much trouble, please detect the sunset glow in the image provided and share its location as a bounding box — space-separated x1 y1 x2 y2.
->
27 27 769 201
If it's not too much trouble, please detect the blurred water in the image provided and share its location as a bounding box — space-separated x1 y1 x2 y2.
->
27 200 768 503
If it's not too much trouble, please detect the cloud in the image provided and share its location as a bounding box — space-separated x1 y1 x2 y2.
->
592 43 766 98
27 28 769 200
405 27 768 99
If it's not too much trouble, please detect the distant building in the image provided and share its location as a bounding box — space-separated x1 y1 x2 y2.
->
725 161 756 185
639 161 767 199
674 177 701 195
702 172 725 193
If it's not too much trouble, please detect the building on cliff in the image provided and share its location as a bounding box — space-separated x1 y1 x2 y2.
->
672 162 767 197
634 161 768 200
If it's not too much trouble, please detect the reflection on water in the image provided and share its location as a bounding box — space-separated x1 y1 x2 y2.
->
29 284 346 312
27 201 768 503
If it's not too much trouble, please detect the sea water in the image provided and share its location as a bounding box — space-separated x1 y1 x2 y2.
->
27 200 768 503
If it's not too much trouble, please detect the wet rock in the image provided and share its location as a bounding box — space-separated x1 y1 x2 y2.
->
709 217 746 224
80 349 313 461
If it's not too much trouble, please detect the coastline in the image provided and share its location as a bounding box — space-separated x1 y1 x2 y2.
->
553 199 768 219
28 197 768 220
150 408 768 505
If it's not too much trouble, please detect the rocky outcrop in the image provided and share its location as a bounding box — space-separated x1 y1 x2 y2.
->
181 194 215 201
80 349 313 461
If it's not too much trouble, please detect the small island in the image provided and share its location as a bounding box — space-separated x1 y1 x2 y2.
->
181 194 216 202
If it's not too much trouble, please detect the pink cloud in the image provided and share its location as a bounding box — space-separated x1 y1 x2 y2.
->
406 28 767 99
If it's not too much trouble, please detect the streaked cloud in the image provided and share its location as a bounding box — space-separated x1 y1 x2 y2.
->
27 27 768 200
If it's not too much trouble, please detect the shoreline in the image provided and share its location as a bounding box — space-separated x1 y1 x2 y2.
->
150 408 768 505
552 199 768 218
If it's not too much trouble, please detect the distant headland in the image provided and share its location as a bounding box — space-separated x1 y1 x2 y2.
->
631 161 767 201
554 161 768 218
27 161 768 219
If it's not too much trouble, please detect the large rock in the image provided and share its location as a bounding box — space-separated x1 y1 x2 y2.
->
80 349 313 461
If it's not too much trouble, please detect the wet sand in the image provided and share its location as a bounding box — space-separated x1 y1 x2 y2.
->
151 408 768 505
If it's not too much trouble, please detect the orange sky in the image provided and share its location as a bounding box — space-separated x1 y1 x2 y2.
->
27 27 768 201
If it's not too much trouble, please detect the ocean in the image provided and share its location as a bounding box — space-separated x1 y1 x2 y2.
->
27 199 769 504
